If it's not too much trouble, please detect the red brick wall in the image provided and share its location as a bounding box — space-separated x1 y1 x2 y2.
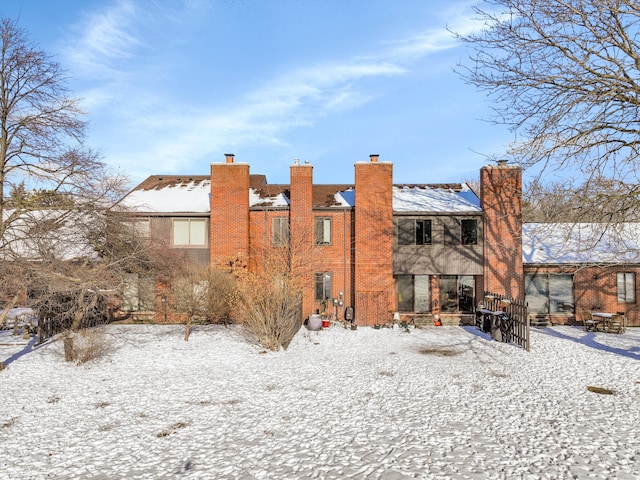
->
526 264 640 327
290 164 314 316
210 159 250 267
480 163 524 300
354 157 394 325
309 209 354 319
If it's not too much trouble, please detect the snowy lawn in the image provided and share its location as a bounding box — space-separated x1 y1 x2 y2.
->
1 324 639 480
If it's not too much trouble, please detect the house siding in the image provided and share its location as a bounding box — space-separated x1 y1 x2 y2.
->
393 215 484 275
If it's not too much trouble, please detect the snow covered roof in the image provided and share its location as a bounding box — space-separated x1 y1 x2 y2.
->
119 175 481 215
523 223 640 264
250 188 289 208
1 209 98 261
392 184 481 213
116 176 211 213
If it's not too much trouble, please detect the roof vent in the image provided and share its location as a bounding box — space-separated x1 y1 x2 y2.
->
294 158 300 165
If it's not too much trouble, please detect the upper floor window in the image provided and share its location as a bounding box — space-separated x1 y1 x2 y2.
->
315 217 332 245
273 217 290 246
398 218 432 245
172 218 207 246
445 218 478 245
128 219 150 238
461 219 478 245
617 272 635 303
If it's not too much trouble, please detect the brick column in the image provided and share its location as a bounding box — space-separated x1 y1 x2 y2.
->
354 155 394 325
289 160 314 317
480 161 523 299
210 154 250 267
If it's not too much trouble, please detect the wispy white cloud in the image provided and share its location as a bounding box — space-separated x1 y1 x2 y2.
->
62 0 141 78
64 1 480 179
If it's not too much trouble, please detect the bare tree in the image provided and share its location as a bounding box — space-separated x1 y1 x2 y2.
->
0 18 120 242
523 177 640 223
0 18 145 361
172 262 209 341
454 0 640 218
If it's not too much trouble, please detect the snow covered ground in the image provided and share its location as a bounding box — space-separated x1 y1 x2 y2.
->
1 324 639 480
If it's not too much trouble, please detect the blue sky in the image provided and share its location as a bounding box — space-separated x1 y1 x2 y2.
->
1 0 515 187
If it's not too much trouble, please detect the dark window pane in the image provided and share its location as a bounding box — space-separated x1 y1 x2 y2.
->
416 220 432 245
461 219 477 245
440 276 458 312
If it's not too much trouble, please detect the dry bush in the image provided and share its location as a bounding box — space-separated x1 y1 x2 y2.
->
65 327 111 365
235 244 304 351
207 268 237 325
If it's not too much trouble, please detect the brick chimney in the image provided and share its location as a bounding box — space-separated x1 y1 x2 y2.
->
480 161 523 299
290 159 314 316
353 155 394 325
210 154 250 266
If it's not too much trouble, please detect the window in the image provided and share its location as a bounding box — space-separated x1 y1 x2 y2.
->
461 219 478 245
398 218 431 245
525 273 574 314
124 219 150 238
273 217 289 246
617 272 635 303
122 274 155 311
397 275 430 313
315 272 332 301
444 218 478 245
172 218 206 246
440 275 474 313
315 217 332 245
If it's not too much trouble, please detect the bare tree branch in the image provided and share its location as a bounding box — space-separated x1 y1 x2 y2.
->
453 0 640 205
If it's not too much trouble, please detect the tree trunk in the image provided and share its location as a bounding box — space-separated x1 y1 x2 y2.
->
64 335 75 362
0 292 20 330
184 317 192 342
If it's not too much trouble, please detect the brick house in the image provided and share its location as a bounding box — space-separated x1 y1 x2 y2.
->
523 223 640 327
116 154 523 326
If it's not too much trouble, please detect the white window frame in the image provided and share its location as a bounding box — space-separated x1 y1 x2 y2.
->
617 272 635 303
315 272 332 301
315 217 332 245
273 217 290 246
172 218 207 247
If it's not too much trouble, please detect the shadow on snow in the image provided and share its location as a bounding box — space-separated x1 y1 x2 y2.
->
533 326 640 361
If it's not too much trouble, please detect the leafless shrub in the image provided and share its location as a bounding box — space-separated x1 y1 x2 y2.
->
206 268 237 325
67 327 111 365
237 272 303 351
172 263 209 341
235 246 304 351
